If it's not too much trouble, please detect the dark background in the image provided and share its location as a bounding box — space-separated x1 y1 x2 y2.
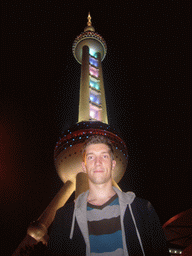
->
1 1 191 255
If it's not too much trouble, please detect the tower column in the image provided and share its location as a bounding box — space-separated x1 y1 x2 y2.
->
75 172 89 199
27 180 75 241
13 180 75 255
97 52 108 124
78 45 90 122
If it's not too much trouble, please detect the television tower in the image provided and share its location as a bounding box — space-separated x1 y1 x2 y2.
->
13 13 128 254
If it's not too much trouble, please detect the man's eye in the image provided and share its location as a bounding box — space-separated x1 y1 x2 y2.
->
103 155 108 158
87 156 93 160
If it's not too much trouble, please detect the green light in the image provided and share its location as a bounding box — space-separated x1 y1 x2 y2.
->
89 48 98 58
95 84 100 90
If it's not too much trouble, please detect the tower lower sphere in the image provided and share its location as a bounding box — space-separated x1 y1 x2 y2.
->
54 121 128 187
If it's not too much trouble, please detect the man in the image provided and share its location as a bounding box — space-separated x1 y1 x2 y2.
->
47 135 169 255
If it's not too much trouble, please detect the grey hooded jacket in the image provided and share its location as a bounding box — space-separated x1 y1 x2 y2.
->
47 187 169 256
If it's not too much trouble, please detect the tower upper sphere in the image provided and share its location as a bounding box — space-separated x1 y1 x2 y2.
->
72 13 107 64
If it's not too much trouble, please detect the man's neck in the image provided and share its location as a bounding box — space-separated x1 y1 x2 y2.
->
87 182 116 205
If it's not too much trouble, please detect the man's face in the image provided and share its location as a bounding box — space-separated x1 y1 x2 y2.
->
82 143 116 185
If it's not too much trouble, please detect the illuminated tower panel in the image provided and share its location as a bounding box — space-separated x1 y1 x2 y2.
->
89 56 99 67
89 65 99 77
89 52 101 121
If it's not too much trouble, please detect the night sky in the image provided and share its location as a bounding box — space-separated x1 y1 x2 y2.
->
1 1 191 255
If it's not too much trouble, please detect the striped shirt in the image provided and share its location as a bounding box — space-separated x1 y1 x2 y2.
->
87 194 124 256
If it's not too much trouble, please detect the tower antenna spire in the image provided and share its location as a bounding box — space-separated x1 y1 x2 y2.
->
84 12 95 32
87 12 92 27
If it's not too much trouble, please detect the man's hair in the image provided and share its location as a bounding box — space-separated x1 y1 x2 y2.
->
82 135 114 161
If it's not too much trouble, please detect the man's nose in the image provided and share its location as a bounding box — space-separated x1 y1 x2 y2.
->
95 156 102 165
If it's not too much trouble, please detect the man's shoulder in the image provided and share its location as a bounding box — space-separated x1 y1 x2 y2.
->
133 196 150 205
132 196 154 212
50 201 75 230
56 200 75 217
130 196 160 221
118 188 149 207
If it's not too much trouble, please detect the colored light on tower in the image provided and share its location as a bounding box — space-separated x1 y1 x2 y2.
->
90 81 94 87
89 57 98 67
89 48 97 57
95 84 100 90
90 80 100 90
90 110 96 118
90 95 94 101
89 66 99 77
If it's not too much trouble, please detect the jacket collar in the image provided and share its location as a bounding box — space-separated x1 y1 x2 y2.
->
75 186 136 211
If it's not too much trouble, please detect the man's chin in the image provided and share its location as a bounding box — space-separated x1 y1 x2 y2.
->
90 177 112 185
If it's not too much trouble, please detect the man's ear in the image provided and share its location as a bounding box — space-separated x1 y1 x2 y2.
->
112 160 116 170
82 162 86 173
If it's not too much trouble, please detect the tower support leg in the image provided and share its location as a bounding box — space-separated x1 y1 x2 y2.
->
75 172 89 199
12 180 75 255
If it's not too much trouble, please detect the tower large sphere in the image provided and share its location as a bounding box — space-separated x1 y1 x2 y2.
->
54 122 128 184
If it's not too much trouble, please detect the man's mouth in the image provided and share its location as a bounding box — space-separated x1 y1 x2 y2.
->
94 170 104 173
